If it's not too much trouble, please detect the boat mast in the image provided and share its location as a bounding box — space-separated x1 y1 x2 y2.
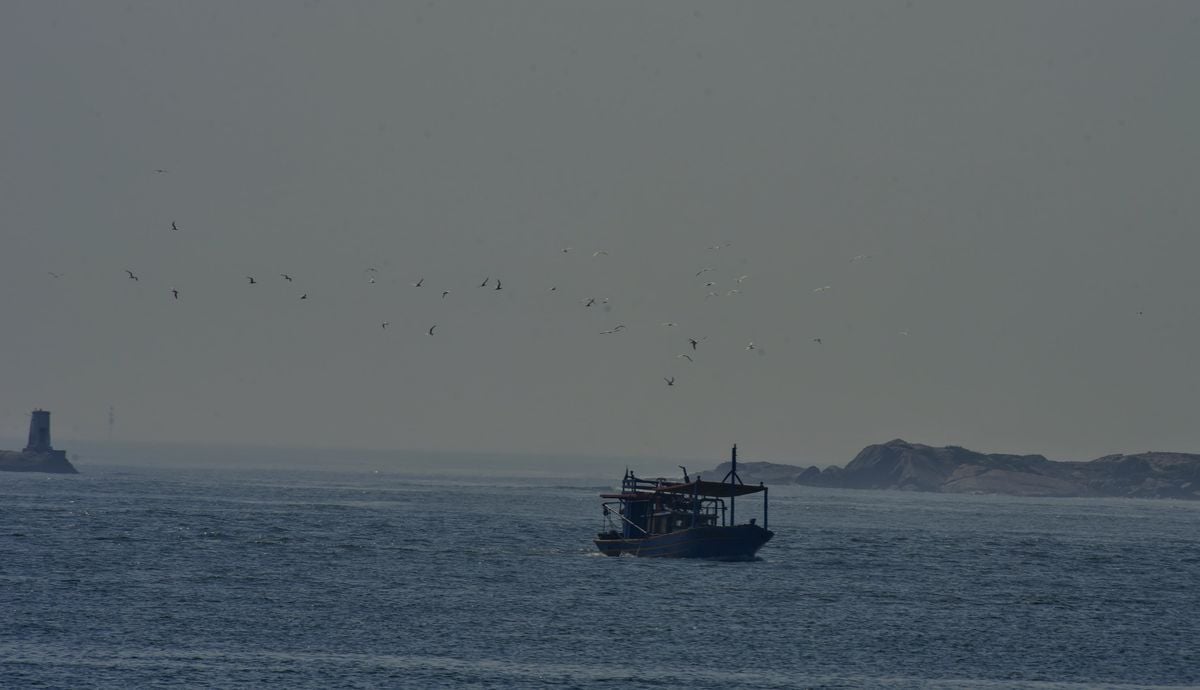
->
722 443 740 526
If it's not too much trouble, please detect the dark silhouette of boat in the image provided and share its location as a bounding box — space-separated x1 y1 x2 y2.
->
594 445 773 559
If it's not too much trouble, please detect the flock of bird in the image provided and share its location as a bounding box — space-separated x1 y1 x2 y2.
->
70 198 887 389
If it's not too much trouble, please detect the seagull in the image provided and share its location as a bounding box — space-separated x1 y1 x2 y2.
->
746 342 756 350
593 250 609 257
705 291 720 299
480 277 490 287
704 281 715 287
696 266 715 276
381 322 389 329
726 289 740 296
664 377 675 386
561 248 572 254
677 354 693 362
899 330 909 336
549 286 557 292
442 290 450 299
584 298 596 307
428 325 437 336
600 325 626 334
850 254 871 263
661 322 677 327
154 169 169 174
494 280 502 290
707 241 731 250
47 271 62 279
171 288 179 300
412 278 424 287
736 275 749 284
247 276 257 285
689 338 699 350
368 276 376 284
171 221 179 231
280 273 293 281
300 293 308 300
812 338 822 345
125 270 139 281
813 285 831 293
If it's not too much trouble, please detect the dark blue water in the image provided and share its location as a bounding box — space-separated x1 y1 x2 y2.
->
2 464 1197 688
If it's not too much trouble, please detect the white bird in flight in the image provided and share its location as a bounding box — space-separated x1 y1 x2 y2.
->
813 285 831 293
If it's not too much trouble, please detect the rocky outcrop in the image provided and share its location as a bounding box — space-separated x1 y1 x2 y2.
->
705 440 1200 500
0 449 78 474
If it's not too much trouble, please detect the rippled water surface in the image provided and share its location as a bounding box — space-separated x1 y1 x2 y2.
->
2 464 1198 688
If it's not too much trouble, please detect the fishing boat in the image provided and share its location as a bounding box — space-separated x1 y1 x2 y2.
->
594 444 773 559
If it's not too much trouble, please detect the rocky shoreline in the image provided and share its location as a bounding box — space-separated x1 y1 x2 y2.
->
0 449 79 474
705 439 1200 500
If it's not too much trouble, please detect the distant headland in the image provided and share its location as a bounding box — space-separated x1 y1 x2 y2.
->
0 410 79 474
705 439 1200 500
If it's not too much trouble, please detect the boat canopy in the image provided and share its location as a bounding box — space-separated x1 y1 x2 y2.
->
601 479 766 500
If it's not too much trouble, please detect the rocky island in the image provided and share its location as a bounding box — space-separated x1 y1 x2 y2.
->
705 439 1200 500
0 409 78 474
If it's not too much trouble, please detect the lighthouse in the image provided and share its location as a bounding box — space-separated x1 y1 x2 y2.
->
24 409 54 453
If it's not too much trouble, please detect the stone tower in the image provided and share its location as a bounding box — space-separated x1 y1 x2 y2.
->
24 409 53 453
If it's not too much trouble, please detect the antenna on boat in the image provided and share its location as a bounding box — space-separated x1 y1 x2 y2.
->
678 465 690 482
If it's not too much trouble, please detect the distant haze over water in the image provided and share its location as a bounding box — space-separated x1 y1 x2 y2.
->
3 3 1199 464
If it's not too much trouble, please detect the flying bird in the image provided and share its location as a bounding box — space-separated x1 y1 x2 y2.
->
812 338 822 345
171 288 179 300
599 325 626 334
813 285 831 293
280 273 293 281
707 241 731 250
381 322 389 329
664 377 675 386
704 281 715 287
898 330 909 336
850 254 871 263
154 169 169 174
495 280 502 290
413 278 424 287
584 298 596 307
746 342 756 350
428 325 437 336
247 276 257 285
125 270 139 281
442 290 450 299
696 266 715 276
171 221 179 231
661 322 677 327
47 271 62 279
592 250 609 257
480 277 490 287
689 338 699 350
300 293 308 300
726 289 740 296
677 354 693 362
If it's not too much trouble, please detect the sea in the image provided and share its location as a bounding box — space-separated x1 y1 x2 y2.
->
2 458 1198 689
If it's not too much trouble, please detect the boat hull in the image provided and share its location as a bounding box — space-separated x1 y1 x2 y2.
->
594 524 773 560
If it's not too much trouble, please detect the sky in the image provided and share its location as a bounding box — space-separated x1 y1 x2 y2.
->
2 1 1199 468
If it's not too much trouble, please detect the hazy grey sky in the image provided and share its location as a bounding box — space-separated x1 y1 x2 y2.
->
2 1 1198 466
